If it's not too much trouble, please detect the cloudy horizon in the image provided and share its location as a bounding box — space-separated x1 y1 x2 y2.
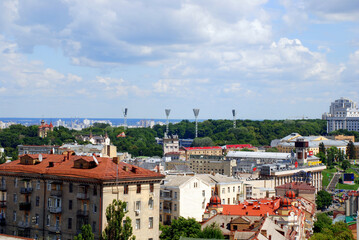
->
0 0 358 119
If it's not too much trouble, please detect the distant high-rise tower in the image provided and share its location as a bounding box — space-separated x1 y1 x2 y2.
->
165 109 171 135
232 109 236 129
193 109 200 138
123 108 128 130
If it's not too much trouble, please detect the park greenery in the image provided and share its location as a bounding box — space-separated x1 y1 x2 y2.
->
0 119 330 158
311 213 354 240
160 217 224 240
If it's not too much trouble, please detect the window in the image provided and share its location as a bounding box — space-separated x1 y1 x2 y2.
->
202 190 205 197
36 196 40 207
47 198 52 208
233 186 235 192
13 211 16 222
150 183 154 193
148 198 153 209
222 188 225 194
124 185 129 194
93 186 97 196
47 182 51 191
228 198 230 204
92 221 96 232
68 218 72 229
13 194 17 203
228 187 230 193
37 180 40 190
69 183 73 193
136 184 141 194
194 182 198 188
149 217 153 229
14 178 18 188
35 214 39 225
233 197 236 204
174 204 177 211
238 186 240 192
93 204 97 213
135 201 141 211
46 215 50 226
136 219 140 229
159 202 162 210
174 192 177 199
69 200 72 210
222 199 225 204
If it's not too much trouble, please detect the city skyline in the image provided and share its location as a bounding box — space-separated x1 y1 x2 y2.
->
0 1 359 119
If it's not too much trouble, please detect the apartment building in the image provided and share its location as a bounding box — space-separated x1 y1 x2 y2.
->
0 153 164 240
159 175 211 224
189 155 237 177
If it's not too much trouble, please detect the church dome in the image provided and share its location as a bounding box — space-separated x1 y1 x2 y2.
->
286 190 296 199
209 195 222 207
280 197 292 207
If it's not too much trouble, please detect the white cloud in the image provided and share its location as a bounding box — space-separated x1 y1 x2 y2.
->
96 76 148 97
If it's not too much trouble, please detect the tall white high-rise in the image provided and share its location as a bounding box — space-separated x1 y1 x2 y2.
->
323 97 359 133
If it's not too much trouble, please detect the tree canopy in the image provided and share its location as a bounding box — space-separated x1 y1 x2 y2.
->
316 191 333 210
74 224 94 240
311 215 354 240
101 200 135 240
160 217 224 240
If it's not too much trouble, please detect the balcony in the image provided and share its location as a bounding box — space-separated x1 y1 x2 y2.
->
49 206 62 214
50 189 62 197
0 201 6 208
48 225 61 233
77 210 89 217
19 202 31 211
0 185 6 191
0 217 5 226
76 193 89 200
163 208 171 214
18 221 30 228
20 187 33 194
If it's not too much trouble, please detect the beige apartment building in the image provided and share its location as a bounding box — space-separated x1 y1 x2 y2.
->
0 153 164 240
189 155 237 177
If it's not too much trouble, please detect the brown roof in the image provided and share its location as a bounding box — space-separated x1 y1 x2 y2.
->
275 182 315 191
0 154 164 181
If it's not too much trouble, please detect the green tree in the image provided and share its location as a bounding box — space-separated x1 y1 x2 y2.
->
101 200 135 240
74 224 94 240
160 217 201 240
313 213 332 233
192 137 214 147
316 152 327 164
347 141 356 160
319 142 326 154
197 223 224 239
316 190 332 210
341 160 351 171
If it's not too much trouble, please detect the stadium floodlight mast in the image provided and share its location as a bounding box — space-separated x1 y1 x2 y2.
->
123 108 128 130
165 109 171 135
232 109 236 129
193 108 200 138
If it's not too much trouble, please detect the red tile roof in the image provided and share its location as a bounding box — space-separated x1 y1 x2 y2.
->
0 154 164 181
225 144 253 149
221 199 281 216
276 182 315 191
184 146 222 150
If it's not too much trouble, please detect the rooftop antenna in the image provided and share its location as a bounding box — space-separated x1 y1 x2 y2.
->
193 108 200 138
232 109 236 129
92 155 99 165
39 154 43 162
123 108 128 130
165 109 171 135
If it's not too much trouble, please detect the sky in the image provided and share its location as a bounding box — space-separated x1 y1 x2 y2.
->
0 0 359 120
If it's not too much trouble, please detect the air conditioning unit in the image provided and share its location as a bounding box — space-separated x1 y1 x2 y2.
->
135 210 140 216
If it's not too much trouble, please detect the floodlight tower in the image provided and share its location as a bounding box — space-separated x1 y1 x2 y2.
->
193 108 200 138
232 109 236 129
123 108 128 130
165 109 171 135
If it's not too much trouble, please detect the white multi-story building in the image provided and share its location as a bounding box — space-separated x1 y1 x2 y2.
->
323 97 359 133
159 175 211 224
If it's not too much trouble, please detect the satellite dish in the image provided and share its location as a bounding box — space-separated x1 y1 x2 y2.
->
39 154 43 162
92 155 99 165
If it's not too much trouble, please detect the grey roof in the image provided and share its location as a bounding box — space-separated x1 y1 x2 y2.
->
227 151 291 160
278 139 348 148
196 174 242 185
281 133 301 141
162 175 196 187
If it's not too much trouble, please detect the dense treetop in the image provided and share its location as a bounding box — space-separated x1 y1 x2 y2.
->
0 119 341 158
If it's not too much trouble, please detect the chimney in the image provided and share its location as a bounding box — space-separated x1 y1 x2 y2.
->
113 157 119 164
268 235 271 240
67 151 70 160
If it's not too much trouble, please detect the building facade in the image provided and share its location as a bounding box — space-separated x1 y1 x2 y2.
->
0 154 164 240
18 145 60 156
189 155 236 177
159 175 211 224
323 97 359 133
38 120 54 138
